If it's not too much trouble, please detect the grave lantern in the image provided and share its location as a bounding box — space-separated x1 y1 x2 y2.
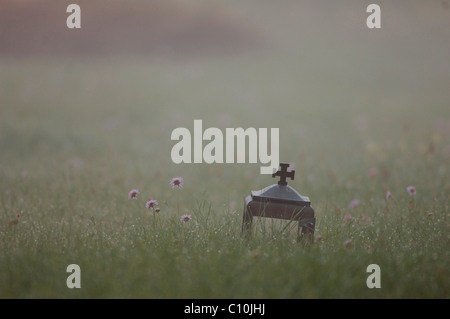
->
242 163 316 242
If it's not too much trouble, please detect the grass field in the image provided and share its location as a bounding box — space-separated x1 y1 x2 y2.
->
0 1 449 299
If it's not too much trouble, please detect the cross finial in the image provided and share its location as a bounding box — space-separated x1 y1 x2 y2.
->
272 163 295 186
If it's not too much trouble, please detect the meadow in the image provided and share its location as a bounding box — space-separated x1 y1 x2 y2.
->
0 1 449 299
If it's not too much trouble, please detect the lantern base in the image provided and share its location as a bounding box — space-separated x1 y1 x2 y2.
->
242 195 315 243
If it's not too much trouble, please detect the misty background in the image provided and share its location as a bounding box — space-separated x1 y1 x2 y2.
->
1 0 449 196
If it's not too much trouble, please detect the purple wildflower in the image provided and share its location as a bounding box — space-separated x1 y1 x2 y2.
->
180 214 192 222
344 214 352 221
128 189 139 199
170 177 183 189
386 191 392 200
349 199 360 209
146 200 159 209
406 186 416 196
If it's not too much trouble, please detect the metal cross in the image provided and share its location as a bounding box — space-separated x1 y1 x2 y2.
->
272 163 295 186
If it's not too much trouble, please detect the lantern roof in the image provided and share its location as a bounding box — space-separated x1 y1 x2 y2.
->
250 163 311 206
251 183 310 206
